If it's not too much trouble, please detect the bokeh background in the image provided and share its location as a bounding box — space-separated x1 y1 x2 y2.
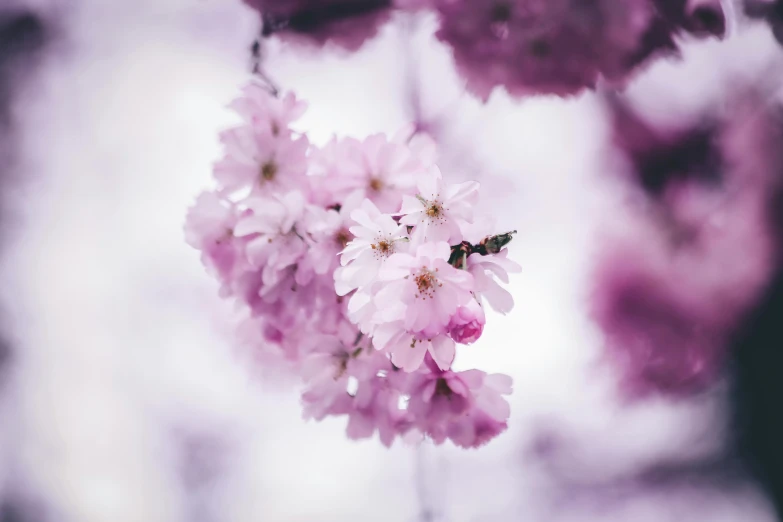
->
0 0 782 520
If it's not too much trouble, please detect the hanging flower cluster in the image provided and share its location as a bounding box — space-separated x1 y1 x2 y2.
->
243 0 726 99
186 82 520 448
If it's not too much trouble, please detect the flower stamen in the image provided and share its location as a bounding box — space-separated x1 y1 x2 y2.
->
260 161 278 182
414 268 439 299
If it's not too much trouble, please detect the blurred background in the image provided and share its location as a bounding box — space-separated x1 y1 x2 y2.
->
0 0 782 520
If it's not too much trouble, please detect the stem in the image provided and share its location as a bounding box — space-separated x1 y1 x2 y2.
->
448 231 517 268
250 37 280 97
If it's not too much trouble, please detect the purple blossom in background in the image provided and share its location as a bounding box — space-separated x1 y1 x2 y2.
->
430 0 655 98
243 0 727 100
590 93 783 396
427 0 725 99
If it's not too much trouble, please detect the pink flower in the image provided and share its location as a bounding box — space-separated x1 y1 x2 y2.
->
185 192 238 253
234 191 307 269
335 199 408 296
467 249 521 314
185 193 247 296
407 365 512 448
346 374 412 446
447 299 486 344
228 86 308 136
345 288 379 335
300 327 375 418
310 134 425 213
214 127 309 198
399 166 479 244
297 205 352 286
374 242 474 334
308 137 364 207
426 0 725 101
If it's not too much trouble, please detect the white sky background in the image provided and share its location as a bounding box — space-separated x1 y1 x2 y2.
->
1 1 783 521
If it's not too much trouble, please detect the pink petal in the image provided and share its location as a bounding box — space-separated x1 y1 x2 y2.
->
429 336 455 371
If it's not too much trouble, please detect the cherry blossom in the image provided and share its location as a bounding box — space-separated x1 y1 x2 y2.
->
399 166 479 244
407 363 512 448
229 86 308 134
187 82 518 447
372 242 474 335
335 198 408 296
311 133 426 213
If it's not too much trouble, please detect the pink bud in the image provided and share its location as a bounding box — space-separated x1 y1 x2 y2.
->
448 300 486 344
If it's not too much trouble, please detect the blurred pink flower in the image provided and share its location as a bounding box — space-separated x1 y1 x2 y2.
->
185 192 247 297
593 93 782 395
310 133 425 213
407 364 512 448
229 86 308 135
234 191 308 272
430 0 658 99
214 127 309 197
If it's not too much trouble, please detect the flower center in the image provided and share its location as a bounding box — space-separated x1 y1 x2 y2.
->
369 177 384 192
426 202 443 218
371 238 394 257
435 378 453 398
335 228 351 248
260 161 277 182
414 267 441 299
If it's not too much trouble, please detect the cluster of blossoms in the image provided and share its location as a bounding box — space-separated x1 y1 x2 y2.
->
243 0 727 99
186 82 520 448
590 93 783 395
424 0 727 100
